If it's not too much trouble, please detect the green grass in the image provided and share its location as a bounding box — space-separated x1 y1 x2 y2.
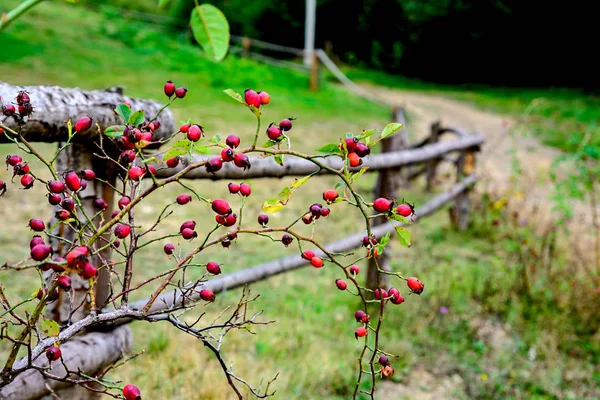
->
346 68 600 153
0 1 599 399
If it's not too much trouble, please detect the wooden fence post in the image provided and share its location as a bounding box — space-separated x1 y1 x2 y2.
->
242 37 251 58
366 108 406 290
450 149 476 231
309 52 319 91
425 121 442 192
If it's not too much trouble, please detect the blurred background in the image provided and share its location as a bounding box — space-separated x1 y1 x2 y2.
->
1 0 599 398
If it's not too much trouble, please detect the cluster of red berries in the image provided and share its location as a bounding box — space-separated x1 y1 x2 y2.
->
301 249 324 268
228 182 251 197
334 264 360 290
164 80 187 99
6 153 34 189
378 355 395 378
266 118 294 142
65 245 98 279
244 89 270 108
302 202 331 224
342 136 371 168
114 119 161 152
1 90 32 120
179 220 197 240
372 197 415 218
212 199 237 227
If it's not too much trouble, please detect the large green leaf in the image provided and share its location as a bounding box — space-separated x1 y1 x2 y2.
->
190 4 230 62
395 226 411 247
381 122 403 139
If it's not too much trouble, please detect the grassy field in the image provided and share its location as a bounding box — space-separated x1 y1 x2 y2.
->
1 1 599 399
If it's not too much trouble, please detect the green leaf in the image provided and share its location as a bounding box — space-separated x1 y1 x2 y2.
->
163 139 193 161
262 198 285 214
158 0 170 7
263 140 278 148
278 187 292 202
350 167 369 183
334 181 346 189
274 154 284 166
381 122 403 139
223 89 245 105
358 128 379 139
128 110 145 126
291 175 312 189
209 134 221 144
190 4 230 62
193 145 212 155
380 232 391 247
316 143 341 154
41 318 60 337
345 132 354 138
104 125 125 138
389 213 410 224
115 104 132 122
395 226 411 247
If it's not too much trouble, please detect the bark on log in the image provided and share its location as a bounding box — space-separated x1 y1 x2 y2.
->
154 133 485 180
0 82 175 145
0 325 132 400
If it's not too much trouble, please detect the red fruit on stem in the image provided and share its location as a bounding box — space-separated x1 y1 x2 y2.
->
302 250 315 260
382 365 395 377
347 152 362 167
57 275 72 291
46 346 61 362
211 199 231 215
30 236 45 249
166 157 180 168
302 213 314 225
355 142 370 157
120 150 136 164
29 219 45 232
344 137 358 153
31 244 52 262
258 91 271 105
61 198 75 211
362 235 377 247
93 198 108 210
65 171 82 191
128 166 145 181
180 220 196 232
114 224 131 239
2 104 16 116
113 239 121 249
221 239 231 248
390 292 405 305
320 207 330 217
282 234 294 247
49 257 66 272
47 193 61 205
354 310 366 322
239 182 251 197
323 189 339 204
257 214 269 226
355 327 367 339
80 169 96 180
118 196 131 210
223 213 237 227
388 287 400 297
373 197 393 213
233 153 251 170
186 124 202 142
311 256 324 268
123 384 142 400
200 289 215 302
14 162 30 175
406 277 424 295
349 265 360 275
164 80 176 97
6 154 22 167
146 165 156 176
396 203 413 217
279 118 293 132
206 157 223 173
221 148 235 162
206 261 221 275
181 228 197 240
335 279 347 290
55 210 71 220
244 89 261 108
0 180 5 196
175 87 187 99
16 91 31 104
80 263 98 279
176 194 192 205
267 124 282 141
228 182 240 194
164 243 175 255
225 134 240 149
378 355 390 366
373 288 388 300
179 123 190 133
75 116 93 133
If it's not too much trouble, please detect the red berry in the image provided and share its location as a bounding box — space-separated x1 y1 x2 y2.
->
302 250 315 260
66 246 88 269
225 134 240 149
373 197 393 213
29 218 45 232
259 91 271 105
112 210 120 218
114 224 131 239
175 87 187 98
206 157 223 173
362 235 377 247
75 116 93 133
396 203 413 217
80 169 96 180
118 196 131 210
323 189 339 204
310 256 324 268
239 182 251 197
382 365 395 377
354 310 366 322
211 199 231 215
166 157 180 168
0 180 5 196
390 292 404 305
61 198 75 211
146 165 156 175
221 148 235 162
244 89 261 108
257 214 269 226
113 239 121 249
228 182 240 194
355 142 370 157
16 91 30 104
221 239 231 248
46 346 61 362
93 198 108 210
179 123 191 133
2 104 16 116
187 124 202 142
347 152 362 167
57 275 72 291
49 257 66 273
406 277 424 295
80 263 97 279
14 162 30 175
164 80 176 97
335 279 347 290
206 261 221 275
47 180 65 194
378 355 390 366
282 234 294 247
122 384 141 400
180 220 196 232
31 244 52 262
121 150 136 164
47 193 61 205
216 213 237 227
200 289 215 302
267 124 282 141
6 154 22 167
176 194 192 205
128 166 145 181
233 153 251 170
320 207 330 217
164 243 175 255
309 203 322 217
55 210 71 220
373 288 388 300
279 118 293 132
181 228 197 240
388 287 400 297
355 327 367 339
344 137 358 153
349 265 360 275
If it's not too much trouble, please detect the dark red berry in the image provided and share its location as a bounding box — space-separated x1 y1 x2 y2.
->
66 246 89 269
228 183 240 194
311 256 324 268
355 327 367 339
118 196 131 210
239 182 251 197
309 203 322 217
175 87 187 98
374 288 388 300
57 275 72 291
81 181 88 192
335 279 347 290
113 239 121 248
181 228 197 240
123 384 141 400
216 213 237 227
221 148 235 162
206 157 223 173
180 220 196 232
259 91 271 105
355 310 366 322
206 261 221 275
55 210 71 220
64 172 80 192
120 150 136 164
166 157 179 168
75 116 93 133
80 263 98 279
18 102 33 117
378 355 390 366
16 91 30 104
225 134 240 149
49 257 66 273
362 235 377 247
164 243 175 255
47 193 61 205
48 180 65 194
323 190 339 204
301 250 315 260
179 123 190 133
407 277 424 295
211 199 231 215
267 124 282 141
390 291 404 305
111 210 120 218
61 198 75 211
0 180 5 196
355 142 370 157
244 89 261 108
114 224 131 239
373 198 393 213
164 80 176 97
176 194 192 205
257 214 269 226
344 137 358 153
30 235 45 249
221 239 231 248
31 244 52 262
347 152 362 167
279 118 293 132
6 154 22 167
29 219 45 232
349 265 360 275
233 153 251 170
2 104 16 116
128 166 145 181
80 169 96 180
93 198 108 210
46 346 61 362
200 289 215 302
320 207 330 217
302 213 314 225
396 203 413 217
187 124 202 142
14 162 30 176
281 234 293 247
